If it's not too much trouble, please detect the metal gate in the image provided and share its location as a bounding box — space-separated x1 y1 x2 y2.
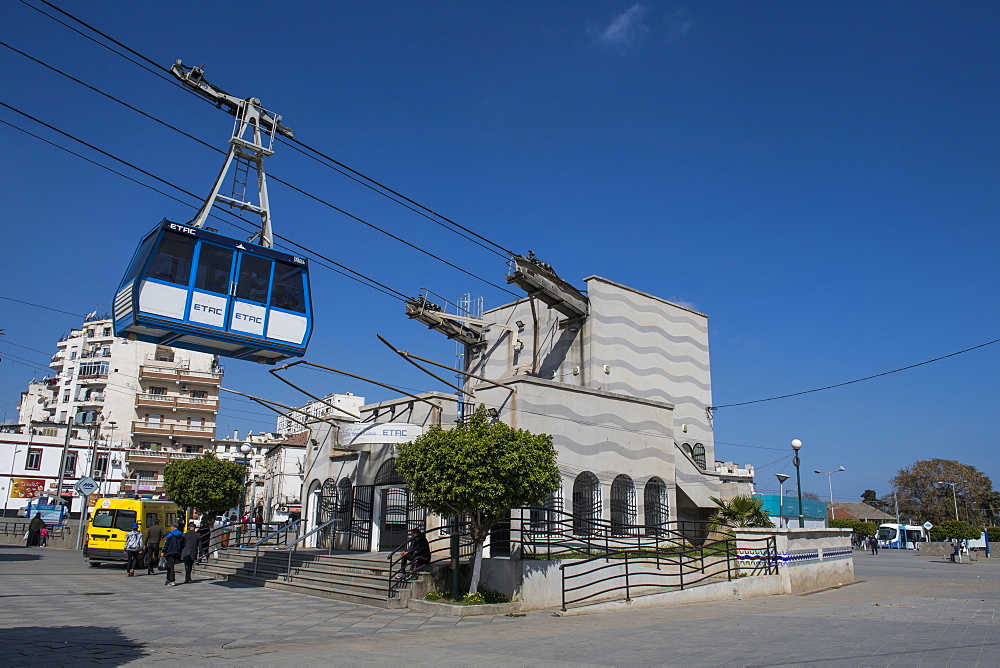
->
378 488 427 551
349 484 374 552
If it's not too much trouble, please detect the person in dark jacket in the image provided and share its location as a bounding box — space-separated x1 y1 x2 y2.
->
181 521 201 583
26 513 45 547
124 523 145 576
145 517 165 575
162 522 184 586
400 528 431 575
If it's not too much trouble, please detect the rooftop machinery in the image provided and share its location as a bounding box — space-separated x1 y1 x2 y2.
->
113 61 312 363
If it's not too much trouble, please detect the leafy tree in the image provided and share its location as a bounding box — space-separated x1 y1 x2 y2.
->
889 459 995 526
928 520 981 542
801 491 822 501
707 495 774 529
163 452 247 526
829 518 877 537
861 489 882 510
986 527 1000 543
396 406 560 594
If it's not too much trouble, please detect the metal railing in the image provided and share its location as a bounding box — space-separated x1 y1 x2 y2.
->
270 517 347 582
558 534 777 611
512 507 716 561
0 520 70 538
386 521 476 596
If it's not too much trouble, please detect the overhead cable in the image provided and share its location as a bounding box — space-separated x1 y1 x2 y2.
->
711 338 1000 410
21 0 518 261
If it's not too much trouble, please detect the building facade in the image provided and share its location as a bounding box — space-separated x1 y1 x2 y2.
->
14 314 222 502
294 271 754 553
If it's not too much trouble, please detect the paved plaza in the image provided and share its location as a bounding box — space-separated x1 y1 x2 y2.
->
0 545 997 666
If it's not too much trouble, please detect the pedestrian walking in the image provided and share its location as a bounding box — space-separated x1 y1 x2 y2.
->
39 526 49 547
162 521 184 586
197 521 211 563
124 523 144 576
868 536 879 555
254 506 264 538
181 521 200 583
25 512 45 547
145 517 165 575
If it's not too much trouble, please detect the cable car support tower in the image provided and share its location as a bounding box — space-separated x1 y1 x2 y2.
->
170 60 293 248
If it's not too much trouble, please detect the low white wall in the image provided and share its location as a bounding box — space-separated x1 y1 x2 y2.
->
735 528 854 594
557 574 783 616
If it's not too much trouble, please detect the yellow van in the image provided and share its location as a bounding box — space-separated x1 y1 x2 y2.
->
84 497 184 568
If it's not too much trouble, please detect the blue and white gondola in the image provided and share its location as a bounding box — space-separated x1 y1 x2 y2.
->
113 218 312 363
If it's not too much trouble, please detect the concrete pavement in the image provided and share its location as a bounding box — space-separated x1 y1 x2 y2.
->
0 544 997 666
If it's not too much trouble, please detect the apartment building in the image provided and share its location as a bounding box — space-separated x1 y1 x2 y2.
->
18 314 223 499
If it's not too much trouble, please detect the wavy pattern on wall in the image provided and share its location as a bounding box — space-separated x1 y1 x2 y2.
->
597 359 711 393
601 382 709 409
590 287 708 332
553 438 672 463
591 313 708 350
588 333 709 371
517 397 671 438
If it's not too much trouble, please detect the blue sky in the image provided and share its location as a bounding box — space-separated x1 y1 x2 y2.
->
1 1 997 504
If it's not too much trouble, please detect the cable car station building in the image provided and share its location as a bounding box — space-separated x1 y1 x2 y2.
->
299 262 752 554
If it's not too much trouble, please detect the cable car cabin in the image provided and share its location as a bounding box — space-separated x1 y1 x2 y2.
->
114 219 312 363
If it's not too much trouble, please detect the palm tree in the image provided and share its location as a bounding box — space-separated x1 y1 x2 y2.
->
707 495 775 530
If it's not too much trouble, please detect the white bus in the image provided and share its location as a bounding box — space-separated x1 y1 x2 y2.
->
876 523 927 549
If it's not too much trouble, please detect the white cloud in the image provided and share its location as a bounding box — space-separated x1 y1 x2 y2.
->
669 297 698 311
590 4 650 48
664 8 692 44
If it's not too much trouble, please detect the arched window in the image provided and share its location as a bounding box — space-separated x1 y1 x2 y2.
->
374 458 405 486
691 443 707 470
572 472 601 536
644 477 669 534
610 475 636 536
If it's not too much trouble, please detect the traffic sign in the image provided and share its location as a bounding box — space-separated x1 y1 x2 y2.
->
74 477 99 496
922 521 933 530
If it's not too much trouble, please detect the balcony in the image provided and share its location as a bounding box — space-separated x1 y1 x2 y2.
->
77 394 105 405
131 421 216 440
139 366 222 386
135 394 218 412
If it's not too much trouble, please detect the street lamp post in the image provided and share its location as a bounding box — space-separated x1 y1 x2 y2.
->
814 467 846 520
239 443 253 516
104 421 117 497
791 439 804 528
775 473 790 528
936 481 959 521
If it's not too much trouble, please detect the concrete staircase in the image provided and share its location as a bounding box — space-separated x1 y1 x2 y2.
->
199 547 430 608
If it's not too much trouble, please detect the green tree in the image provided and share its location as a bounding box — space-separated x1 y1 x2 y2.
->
928 520 981 542
830 518 877 537
707 495 774 529
163 452 247 526
889 459 995 526
986 527 1000 543
861 489 882 510
396 406 560 594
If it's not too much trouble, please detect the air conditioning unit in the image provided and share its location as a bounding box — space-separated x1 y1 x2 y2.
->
180 384 189 391
110 459 121 466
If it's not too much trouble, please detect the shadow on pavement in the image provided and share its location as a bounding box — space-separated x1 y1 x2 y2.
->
0 547 43 562
0 625 147 664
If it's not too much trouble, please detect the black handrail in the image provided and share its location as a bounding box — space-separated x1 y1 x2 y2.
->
273 517 347 582
385 522 475 596
558 534 779 610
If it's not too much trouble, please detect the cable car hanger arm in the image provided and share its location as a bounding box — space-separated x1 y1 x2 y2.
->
169 60 293 139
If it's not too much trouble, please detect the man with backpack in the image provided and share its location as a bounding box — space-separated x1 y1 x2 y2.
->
162 521 184 586
124 523 144 577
